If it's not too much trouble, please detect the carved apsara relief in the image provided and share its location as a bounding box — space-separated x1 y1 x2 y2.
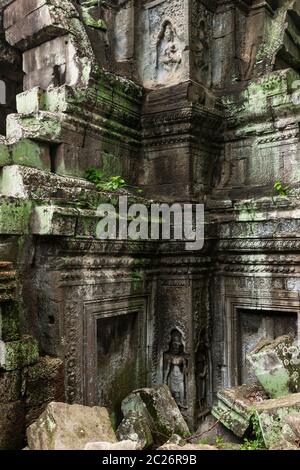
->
163 329 188 409
191 0 212 86
156 21 183 82
144 0 186 85
195 328 210 414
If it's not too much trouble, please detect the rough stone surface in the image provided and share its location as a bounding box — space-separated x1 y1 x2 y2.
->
282 412 300 448
0 335 39 371
26 402 117 450
0 401 25 450
269 440 300 451
117 410 153 450
158 443 217 451
0 369 21 402
121 385 189 446
22 356 65 426
255 393 300 449
84 440 141 451
247 336 300 398
2 0 300 451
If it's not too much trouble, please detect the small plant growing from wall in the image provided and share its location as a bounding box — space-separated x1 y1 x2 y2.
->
85 167 143 194
273 180 290 197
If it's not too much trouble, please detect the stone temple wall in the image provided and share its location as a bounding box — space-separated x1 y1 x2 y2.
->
0 0 300 448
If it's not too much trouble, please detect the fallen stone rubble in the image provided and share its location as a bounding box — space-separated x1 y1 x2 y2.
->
212 335 300 450
25 385 216 451
25 337 300 451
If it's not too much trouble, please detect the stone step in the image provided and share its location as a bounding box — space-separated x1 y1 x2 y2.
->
0 165 97 200
0 262 16 302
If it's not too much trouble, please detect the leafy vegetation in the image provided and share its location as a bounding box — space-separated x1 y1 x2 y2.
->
240 438 260 451
273 180 290 197
85 167 143 194
215 435 224 449
240 409 265 450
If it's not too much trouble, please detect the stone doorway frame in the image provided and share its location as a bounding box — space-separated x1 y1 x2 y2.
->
83 295 149 406
224 292 300 389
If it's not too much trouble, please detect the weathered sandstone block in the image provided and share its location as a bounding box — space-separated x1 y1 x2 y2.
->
27 402 117 450
0 335 39 371
120 385 189 446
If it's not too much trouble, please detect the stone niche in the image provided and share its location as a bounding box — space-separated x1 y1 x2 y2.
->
84 297 148 425
137 0 214 88
237 308 298 385
218 281 300 390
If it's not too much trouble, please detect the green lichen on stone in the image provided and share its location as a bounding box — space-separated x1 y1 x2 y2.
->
255 394 300 449
0 302 20 342
0 139 50 171
0 336 39 371
82 8 107 31
247 336 300 398
0 200 32 235
6 113 62 143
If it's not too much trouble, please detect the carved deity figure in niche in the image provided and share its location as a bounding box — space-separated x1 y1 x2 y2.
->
157 21 183 83
196 329 209 414
163 329 188 409
193 19 209 83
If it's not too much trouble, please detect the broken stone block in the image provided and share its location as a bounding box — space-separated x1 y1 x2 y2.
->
212 384 264 438
16 87 69 114
4 0 70 51
0 401 25 450
0 335 39 371
117 410 153 449
22 356 65 426
22 36 81 90
281 412 300 447
121 385 189 446
0 165 97 202
27 402 117 450
247 336 300 398
84 440 140 451
6 111 84 146
255 392 300 449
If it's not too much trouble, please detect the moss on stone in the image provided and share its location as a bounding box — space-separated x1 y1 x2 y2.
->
0 336 39 371
0 201 32 235
0 302 20 342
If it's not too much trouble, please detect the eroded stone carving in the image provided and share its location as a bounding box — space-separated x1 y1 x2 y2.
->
196 329 209 414
163 329 188 409
156 21 183 84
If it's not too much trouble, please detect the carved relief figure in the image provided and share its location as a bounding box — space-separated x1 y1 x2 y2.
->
157 21 183 83
196 329 209 413
193 19 209 84
163 329 188 409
